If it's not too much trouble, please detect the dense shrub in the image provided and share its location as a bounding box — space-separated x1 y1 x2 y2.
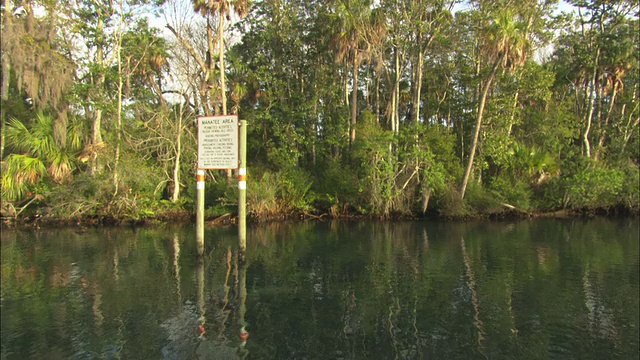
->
563 165 625 209
465 181 503 213
488 176 533 210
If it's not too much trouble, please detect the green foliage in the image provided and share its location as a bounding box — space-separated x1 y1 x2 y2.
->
204 177 237 215
247 172 281 220
564 164 625 209
313 159 361 216
488 176 533 210
1 0 637 221
278 167 315 213
422 161 447 197
417 124 463 181
244 168 316 219
2 112 83 201
428 184 466 218
618 162 640 209
465 181 503 213
1 154 47 200
352 113 395 215
535 176 566 211
507 143 558 182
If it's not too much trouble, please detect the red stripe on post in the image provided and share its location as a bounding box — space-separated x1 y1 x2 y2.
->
238 174 247 182
196 174 206 182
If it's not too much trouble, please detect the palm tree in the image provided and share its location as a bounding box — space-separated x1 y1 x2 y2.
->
1 112 83 200
192 0 250 115
121 19 171 106
459 9 530 200
330 0 385 144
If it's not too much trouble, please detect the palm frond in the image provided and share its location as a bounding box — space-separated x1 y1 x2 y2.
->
48 151 74 184
1 154 47 200
5 117 35 153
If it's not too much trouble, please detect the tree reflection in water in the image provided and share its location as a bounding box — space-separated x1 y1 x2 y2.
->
0 219 637 359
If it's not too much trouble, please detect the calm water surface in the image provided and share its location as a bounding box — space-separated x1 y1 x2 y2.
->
1 218 638 359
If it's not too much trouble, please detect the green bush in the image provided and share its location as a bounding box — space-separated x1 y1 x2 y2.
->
247 171 281 219
465 181 503 213
617 161 639 209
564 165 625 209
313 159 361 215
428 184 466 218
488 176 533 210
278 167 315 213
535 176 566 211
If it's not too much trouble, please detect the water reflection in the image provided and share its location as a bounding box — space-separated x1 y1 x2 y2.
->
460 236 485 348
238 259 249 358
172 234 181 307
160 236 249 359
1 219 638 359
196 257 206 339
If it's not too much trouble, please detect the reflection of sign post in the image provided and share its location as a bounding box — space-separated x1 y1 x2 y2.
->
198 115 239 169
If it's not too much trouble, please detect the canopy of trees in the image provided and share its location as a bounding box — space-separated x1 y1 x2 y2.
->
1 0 638 222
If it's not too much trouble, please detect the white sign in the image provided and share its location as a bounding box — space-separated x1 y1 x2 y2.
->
198 115 238 169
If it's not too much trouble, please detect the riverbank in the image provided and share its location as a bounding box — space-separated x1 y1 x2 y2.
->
2 203 638 230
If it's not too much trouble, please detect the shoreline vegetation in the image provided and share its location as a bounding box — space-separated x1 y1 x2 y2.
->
1 0 638 230
1 197 638 229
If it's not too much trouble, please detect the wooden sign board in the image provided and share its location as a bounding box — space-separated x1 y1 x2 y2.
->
197 115 238 169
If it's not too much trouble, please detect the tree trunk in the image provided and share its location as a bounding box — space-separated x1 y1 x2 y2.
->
460 63 498 200
312 85 318 165
583 47 600 158
113 12 124 197
620 87 639 155
218 13 232 181
392 47 400 133
375 71 380 124
412 50 424 126
91 109 104 175
594 81 618 161
389 83 397 132
166 23 213 115
344 71 350 107
1 2 10 160
219 12 227 115
113 81 122 196
171 106 183 202
91 16 107 175
207 16 216 115
350 54 359 144
1 47 9 161
507 91 519 136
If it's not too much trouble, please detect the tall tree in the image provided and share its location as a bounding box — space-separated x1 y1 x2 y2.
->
555 0 638 160
74 0 118 174
1 0 75 152
407 0 454 127
459 7 531 200
192 0 250 115
113 18 170 195
329 0 385 144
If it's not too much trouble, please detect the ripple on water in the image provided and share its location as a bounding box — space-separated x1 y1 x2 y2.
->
545 315 595 360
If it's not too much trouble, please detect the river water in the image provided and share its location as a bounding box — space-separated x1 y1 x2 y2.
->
1 218 638 359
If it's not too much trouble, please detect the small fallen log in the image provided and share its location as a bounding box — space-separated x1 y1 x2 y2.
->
207 213 232 226
500 203 532 218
